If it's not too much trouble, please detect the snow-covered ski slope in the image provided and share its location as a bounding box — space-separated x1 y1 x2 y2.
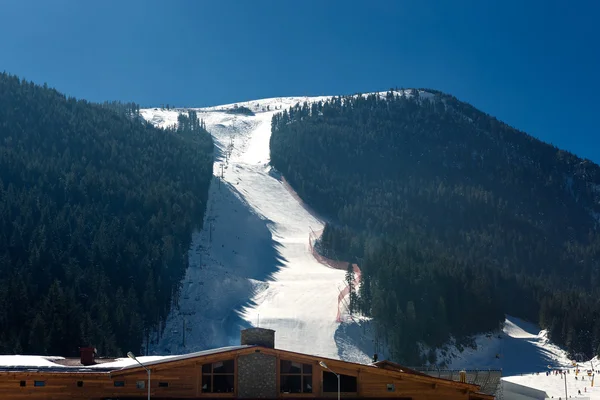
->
141 95 380 363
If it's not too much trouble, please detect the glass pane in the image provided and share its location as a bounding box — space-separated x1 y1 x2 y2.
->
202 363 211 373
280 360 292 374
323 371 357 392
213 359 234 373
280 375 302 393
303 363 312 374
303 375 313 393
201 374 211 393
289 361 302 374
213 374 235 393
340 374 357 392
323 371 337 392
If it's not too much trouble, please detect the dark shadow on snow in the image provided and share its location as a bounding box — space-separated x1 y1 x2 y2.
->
153 175 287 354
334 319 390 364
200 177 287 348
442 316 560 376
495 317 560 376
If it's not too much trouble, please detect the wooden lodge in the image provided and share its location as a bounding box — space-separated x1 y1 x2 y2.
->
0 328 494 400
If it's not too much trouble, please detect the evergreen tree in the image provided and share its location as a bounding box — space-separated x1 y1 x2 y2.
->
345 263 356 314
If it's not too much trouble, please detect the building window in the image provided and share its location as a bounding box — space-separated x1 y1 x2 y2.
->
19 381 26 387
323 371 357 393
158 382 169 388
136 381 145 389
201 359 235 393
387 383 395 392
114 381 125 387
34 381 45 387
280 360 312 393
77 381 84 387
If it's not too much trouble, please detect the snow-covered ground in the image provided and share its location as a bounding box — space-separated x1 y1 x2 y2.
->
141 96 378 363
434 316 569 375
504 363 600 399
428 314 600 398
503 354 600 399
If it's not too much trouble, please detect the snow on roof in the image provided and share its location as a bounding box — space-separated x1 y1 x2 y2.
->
106 345 252 371
0 355 67 369
0 345 252 372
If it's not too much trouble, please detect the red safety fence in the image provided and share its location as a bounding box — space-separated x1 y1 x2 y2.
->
309 228 362 323
279 175 364 324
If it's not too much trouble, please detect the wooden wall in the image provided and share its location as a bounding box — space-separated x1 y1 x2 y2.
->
0 365 207 400
356 368 472 400
0 348 491 400
0 371 111 400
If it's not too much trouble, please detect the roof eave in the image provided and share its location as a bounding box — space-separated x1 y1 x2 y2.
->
109 346 255 377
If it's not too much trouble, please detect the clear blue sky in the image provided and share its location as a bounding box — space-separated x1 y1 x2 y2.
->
1 0 599 162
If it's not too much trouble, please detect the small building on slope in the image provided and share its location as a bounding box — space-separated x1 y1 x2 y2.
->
0 327 493 400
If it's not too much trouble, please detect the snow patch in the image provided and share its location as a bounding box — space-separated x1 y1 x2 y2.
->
0 355 67 368
92 345 250 370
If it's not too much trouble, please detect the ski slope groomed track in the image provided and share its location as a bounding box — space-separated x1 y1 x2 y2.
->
141 97 372 363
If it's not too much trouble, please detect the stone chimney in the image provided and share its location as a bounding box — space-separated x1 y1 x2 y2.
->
240 328 275 348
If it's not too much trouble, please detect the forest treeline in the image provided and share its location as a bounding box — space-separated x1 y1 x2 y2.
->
270 90 600 364
0 73 214 356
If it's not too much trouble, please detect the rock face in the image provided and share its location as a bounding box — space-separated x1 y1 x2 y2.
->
237 351 277 398
241 328 275 349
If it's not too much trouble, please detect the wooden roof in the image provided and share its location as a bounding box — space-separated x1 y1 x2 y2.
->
109 345 487 395
0 345 494 399
372 360 434 376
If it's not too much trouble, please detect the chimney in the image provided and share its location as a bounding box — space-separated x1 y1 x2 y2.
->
79 347 96 366
372 353 378 363
240 328 275 348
